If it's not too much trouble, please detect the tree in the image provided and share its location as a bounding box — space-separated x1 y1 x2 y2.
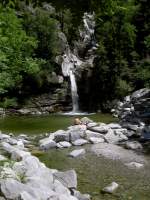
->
92 0 138 102
0 6 42 98
20 3 60 61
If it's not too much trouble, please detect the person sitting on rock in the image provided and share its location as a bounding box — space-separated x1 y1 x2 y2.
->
74 118 82 125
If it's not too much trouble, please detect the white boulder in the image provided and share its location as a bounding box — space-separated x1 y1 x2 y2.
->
89 137 104 144
69 149 86 158
102 182 119 193
72 139 88 146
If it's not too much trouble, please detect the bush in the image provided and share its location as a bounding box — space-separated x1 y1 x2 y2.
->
0 98 18 108
116 79 133 98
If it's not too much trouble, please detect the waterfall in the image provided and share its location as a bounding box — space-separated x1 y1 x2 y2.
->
61 12 96 113
69 70 79 112
62 49 79 113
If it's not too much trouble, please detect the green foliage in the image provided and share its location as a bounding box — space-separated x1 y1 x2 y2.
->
93 0 140 102
135 58 150 88
0 6 42 97
116 79 133 98
144 35 150 51
57 8 75 42
21 3 60 60
0 97 18 108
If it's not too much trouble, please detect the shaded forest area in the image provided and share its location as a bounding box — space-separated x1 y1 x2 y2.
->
0 0 149 111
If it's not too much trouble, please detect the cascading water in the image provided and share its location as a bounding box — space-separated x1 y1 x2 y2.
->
62 48 80 113
61 12 97 114
69 70 79 112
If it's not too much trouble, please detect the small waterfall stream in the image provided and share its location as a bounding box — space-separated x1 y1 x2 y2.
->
69 70 79 112
62 49 80 113
61 12 96 113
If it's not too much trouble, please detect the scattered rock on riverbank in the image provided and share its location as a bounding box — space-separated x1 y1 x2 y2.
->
69 149 86 158
0 135 90 200
38 121 131 150
102 182 119 194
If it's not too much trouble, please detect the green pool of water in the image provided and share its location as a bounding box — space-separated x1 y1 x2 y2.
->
0 113 116 135
37 146 150 200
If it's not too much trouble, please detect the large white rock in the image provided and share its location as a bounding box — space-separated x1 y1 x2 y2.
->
25 178 56 199
69 131 81 142
14 156 52 179
115 128 128 135
0 133 10 140
16 140 25 149
87 122 98 128
85 130 104 139
72 139 88 146
123 108 131 112
0 167 18 180
69 149 86 158
18 191 36 200
88 126 108 134
54 170 77 189
107 123 122 129
1 179 27 199
0 173 49 199
39 137 49 144
102 182 119 193
57 141 72 148
11 150 31 161
1 142 30 161
40 139 57 150
131 88 150 100
0 155 7 161
7 138 18 145
68 125 86 142
73 189 91 200
80 117 93 124
17 134 29 140
53 179 71 195
122 123 139 131
1 142 16 153
104 129 128 144
125 141 143 150
54 130 69 142
89 137 104 144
